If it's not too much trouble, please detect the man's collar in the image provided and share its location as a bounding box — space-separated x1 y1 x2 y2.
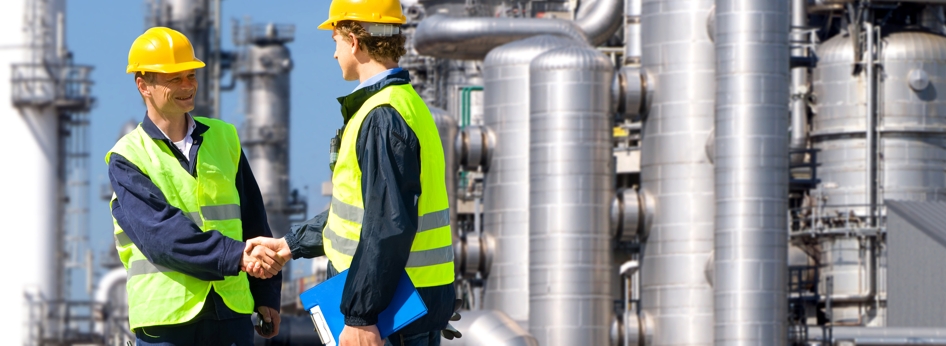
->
336 69 412 123
141 112 209 140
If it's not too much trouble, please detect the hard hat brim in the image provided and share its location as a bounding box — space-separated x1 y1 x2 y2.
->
318 15 406 31
126 60 206 74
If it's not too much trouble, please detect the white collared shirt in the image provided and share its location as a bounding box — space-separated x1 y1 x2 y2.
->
158 114 197 161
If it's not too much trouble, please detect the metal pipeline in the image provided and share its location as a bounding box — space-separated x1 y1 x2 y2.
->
575 0 624 46
809 327 946 345
624 0 642 64
413 14 587 60
865 21 878 227
413 0 623 60
441 310 538 346
713 0 790 344
92 268 127 335
790 0 810 164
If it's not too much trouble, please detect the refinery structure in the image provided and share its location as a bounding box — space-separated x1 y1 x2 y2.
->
5 0 946 345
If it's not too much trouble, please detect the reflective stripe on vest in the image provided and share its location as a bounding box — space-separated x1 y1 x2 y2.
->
106 117 253 330
324 83 455 288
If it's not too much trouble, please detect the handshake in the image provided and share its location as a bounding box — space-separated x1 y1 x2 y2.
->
241 237 292 279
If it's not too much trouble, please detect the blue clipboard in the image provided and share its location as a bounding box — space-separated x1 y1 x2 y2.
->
299 269 428 346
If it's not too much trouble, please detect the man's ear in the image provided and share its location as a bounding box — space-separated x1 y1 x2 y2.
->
136 77 151 98
348 32 359 54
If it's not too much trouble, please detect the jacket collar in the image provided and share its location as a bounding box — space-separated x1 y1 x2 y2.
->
141 112 209 140
337 69 412 124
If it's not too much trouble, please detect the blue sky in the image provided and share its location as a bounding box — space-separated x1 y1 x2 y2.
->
68 0 353 295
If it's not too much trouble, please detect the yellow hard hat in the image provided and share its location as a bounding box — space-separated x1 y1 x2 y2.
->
126 27 205 74
318 0 407 30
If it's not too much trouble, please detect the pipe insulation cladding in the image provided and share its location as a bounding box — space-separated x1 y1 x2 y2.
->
713 0 790 345
481 35 583 327
528 45 614 346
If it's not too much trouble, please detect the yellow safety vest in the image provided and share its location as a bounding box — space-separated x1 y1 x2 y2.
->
325 83 455 287
106 117 253 330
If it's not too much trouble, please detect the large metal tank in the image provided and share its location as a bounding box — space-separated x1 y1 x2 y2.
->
812 29 946 327
713 0 790 344
238 29 293 239
638 0 716 344
528 45 614 346
480 35 581 326
811 31 946 215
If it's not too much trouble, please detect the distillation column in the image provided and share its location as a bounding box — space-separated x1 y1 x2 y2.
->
481 35 581 327
713 0 790 344
528 45 614 346
237 25 294 240
1 0 84 343
638 0 716 343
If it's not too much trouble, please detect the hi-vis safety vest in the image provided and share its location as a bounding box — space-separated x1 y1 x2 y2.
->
325 83 455 288
106 117 253 330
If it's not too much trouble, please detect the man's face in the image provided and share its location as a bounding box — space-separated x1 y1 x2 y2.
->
333 30 358 81
140 70 198 115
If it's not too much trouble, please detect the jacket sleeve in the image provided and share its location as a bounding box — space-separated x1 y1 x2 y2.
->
341 106 423 326
284 210 329 260
235 151 283 312
108 153 245 281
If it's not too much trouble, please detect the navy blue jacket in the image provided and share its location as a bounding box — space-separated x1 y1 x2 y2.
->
283 70 455 335
108 115 281 321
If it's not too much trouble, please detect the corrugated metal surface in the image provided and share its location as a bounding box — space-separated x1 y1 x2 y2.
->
887 200 946 328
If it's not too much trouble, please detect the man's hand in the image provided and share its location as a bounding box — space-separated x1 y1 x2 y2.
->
255 306 281 339
242 237 289 279
339 325 383 346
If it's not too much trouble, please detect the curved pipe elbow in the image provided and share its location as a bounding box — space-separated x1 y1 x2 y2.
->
413 14 588 60
441 310 537 346
576 0 625 46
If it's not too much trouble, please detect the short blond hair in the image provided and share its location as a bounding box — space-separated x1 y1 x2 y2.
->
335 21 406 63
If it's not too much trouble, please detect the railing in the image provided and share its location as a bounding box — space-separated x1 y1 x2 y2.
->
789 203 886 238
233 22 295 46
25 291 110 346
11 62 94 112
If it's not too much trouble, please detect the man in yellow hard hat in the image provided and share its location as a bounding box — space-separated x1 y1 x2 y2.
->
244 0 458 345
106 26 288 345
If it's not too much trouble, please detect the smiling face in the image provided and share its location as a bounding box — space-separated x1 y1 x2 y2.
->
137 70 198 115
332 29 358 81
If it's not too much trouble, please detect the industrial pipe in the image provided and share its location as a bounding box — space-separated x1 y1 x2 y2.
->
414 0 623 60
714 0 790 344
92 267 127 335
865 21 878 227
575 0 624 46
478 35 582 326
809 327 946 345
613 66 646 121
790 0 810 164
414 14 587 60
441 310 538 346
529 44 614 346
624 0 642 64
638 0 716 342
611 188 641 241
